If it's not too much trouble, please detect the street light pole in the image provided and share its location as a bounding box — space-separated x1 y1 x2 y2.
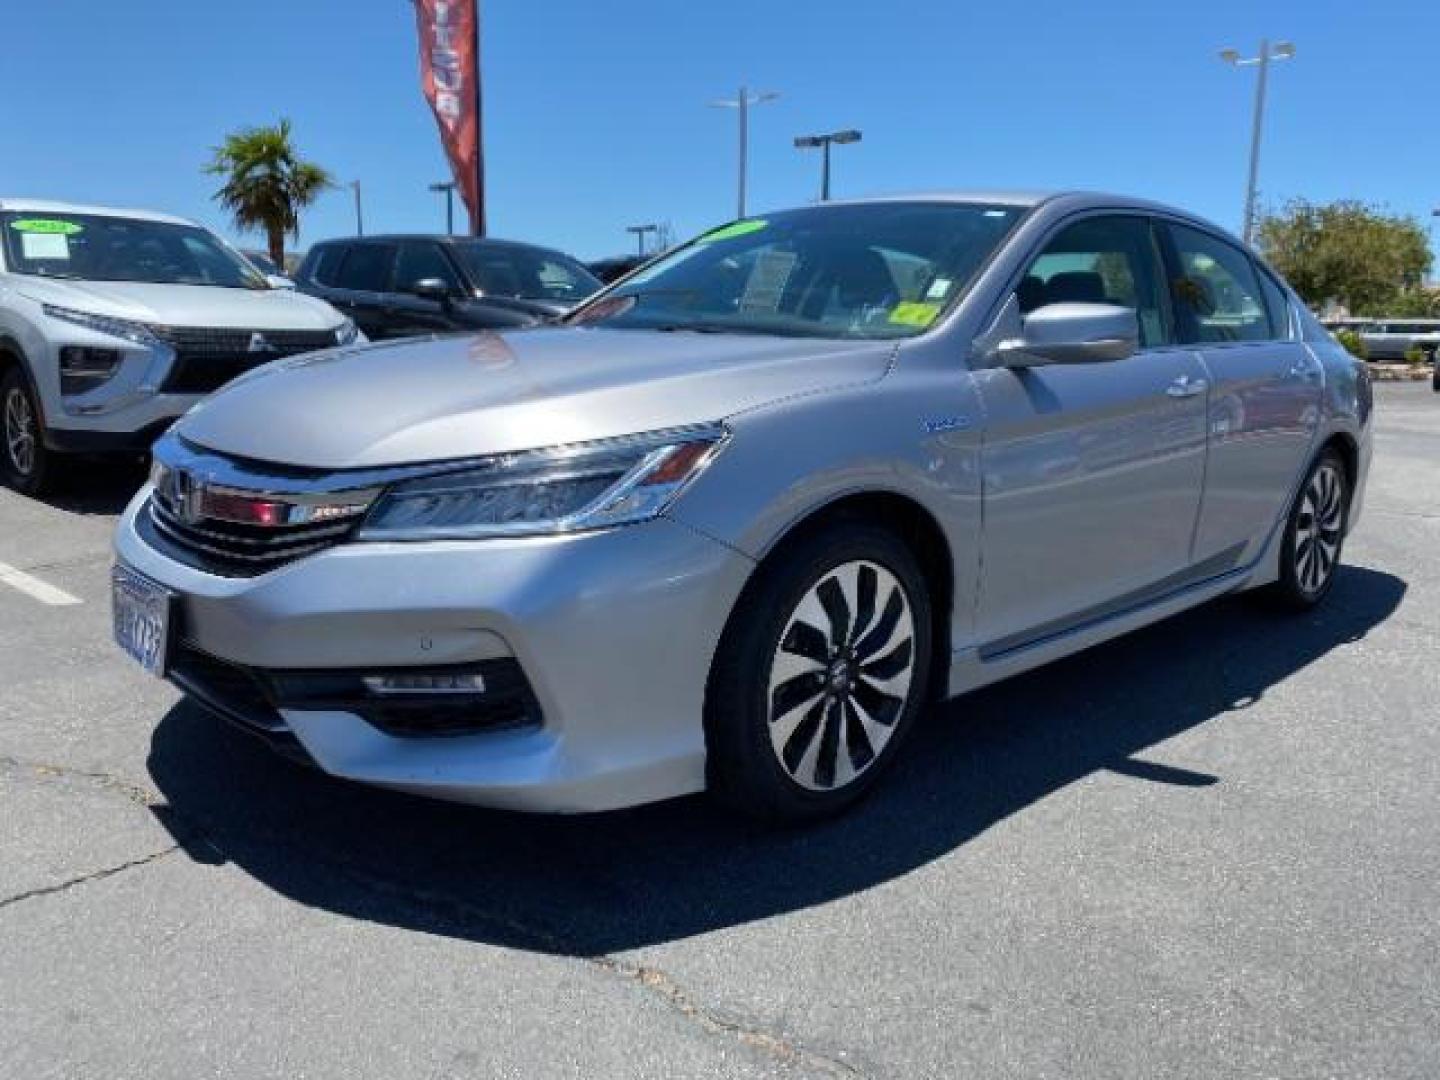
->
1220 39 1295 245
429 181 457 235
350 180 364 236
710 86 780 219
626 223 659 256
793 129 862 202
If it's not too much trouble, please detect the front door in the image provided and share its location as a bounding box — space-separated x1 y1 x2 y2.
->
973 214 1209 656
1161 221 1321 568
385 241 470 336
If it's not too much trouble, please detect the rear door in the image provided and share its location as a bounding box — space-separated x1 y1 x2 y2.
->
1161 220 1320 567
328 242 399 339
974 214 1210 655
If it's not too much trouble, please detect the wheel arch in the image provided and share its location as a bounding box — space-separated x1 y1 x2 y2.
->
727 489 955 699
0 334 45 425
1319 430 1359 498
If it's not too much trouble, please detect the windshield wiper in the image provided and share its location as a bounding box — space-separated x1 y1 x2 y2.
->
650 322 738 334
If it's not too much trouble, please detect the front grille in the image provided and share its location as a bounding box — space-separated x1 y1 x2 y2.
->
145 493 358 577
157 326 338 394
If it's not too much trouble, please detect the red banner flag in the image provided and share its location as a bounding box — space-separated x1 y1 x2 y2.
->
414 0 485 235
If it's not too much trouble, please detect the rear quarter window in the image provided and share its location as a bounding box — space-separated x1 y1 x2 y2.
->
305 245 345 287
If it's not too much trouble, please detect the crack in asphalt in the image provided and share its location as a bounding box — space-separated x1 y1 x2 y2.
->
0 755 158 809
592 956 866 1078
320 857 867 1077
0 758 221 912
0 755 865 1074
0 845 180 912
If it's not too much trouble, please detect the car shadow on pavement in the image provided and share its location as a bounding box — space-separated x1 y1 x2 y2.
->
36 456 149 516
146 565 1404 957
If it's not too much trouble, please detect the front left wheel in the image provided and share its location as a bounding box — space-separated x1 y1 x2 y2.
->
1 367 53 496
705 523 934 821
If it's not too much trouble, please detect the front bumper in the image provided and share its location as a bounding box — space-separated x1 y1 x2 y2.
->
115 488 755 811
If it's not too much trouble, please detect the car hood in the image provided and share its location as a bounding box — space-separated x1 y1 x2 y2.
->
13 277 342 330
176 327 893 469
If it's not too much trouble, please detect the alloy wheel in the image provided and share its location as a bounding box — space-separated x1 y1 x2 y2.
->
4 386 36 477
766 560 916 791
1295 462 1344 595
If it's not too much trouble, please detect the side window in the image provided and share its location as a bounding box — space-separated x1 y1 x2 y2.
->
308 245 343 286
1018 215 1171 348
333 244 397 292
1165 223 1271 343
395 242 461 293
1257 268 1291 339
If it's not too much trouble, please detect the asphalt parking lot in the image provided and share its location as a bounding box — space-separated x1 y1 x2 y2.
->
1 382 1436 1079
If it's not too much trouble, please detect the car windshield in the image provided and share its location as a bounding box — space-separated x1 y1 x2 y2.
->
0 212 268 289
567 201 1025 339
452 242 602 303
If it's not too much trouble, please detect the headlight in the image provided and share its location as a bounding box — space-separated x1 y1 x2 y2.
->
43 304 162 346
334 318 360 346
358 425 727 540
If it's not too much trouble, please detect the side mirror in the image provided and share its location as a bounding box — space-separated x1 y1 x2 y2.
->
408 277 454 304
995 302 1139 367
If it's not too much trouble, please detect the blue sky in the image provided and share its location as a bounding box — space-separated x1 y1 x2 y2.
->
2 0 1436 262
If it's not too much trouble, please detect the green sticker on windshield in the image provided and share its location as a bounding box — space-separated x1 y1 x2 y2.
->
888 301 942 328
698 219 767 243
9 218 84 236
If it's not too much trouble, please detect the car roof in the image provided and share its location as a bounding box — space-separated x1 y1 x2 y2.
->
320 234 571 252
798 189 1238 242
0 197 197 227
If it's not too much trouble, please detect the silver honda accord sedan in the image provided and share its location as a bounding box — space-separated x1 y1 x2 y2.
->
112 192 1373 820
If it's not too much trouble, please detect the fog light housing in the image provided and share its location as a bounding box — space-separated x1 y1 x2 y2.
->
266 660 540 738
60 346 121 395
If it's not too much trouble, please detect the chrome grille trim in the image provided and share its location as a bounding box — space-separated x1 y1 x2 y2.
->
142 431 381 577
148 500 354 549
149 504 354 570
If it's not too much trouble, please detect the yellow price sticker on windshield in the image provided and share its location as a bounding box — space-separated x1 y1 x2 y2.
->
888 301 942 328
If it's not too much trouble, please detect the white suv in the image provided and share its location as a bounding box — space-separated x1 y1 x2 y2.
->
0 199 359 494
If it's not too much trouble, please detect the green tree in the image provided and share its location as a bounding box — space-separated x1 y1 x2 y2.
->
1382 286 1440 319
1256 199 1431 316
205 119 333 268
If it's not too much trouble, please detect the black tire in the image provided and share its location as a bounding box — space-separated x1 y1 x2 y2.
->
1 366 53 496
1266 449 1349 611
705 522 933 821
1432 367 1439 393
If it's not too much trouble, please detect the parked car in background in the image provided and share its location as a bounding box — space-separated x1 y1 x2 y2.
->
587 253 651 284
1360 319 1440 361
112 192 1371 821
294 235 601 340
0 199 359 495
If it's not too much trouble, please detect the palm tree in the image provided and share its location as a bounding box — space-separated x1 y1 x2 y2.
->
206 119 333 269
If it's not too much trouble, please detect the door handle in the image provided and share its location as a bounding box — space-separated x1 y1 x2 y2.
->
1166 375 1208 399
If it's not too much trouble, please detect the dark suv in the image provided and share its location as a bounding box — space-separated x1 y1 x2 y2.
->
294 235 601 340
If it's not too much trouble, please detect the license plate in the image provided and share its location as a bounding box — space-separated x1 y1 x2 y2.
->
112 564 174 677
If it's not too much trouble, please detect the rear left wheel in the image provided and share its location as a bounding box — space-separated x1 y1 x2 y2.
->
705 523 933 821
1268 449 1348 611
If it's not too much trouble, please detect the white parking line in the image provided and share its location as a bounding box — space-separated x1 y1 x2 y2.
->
0 560 83 606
